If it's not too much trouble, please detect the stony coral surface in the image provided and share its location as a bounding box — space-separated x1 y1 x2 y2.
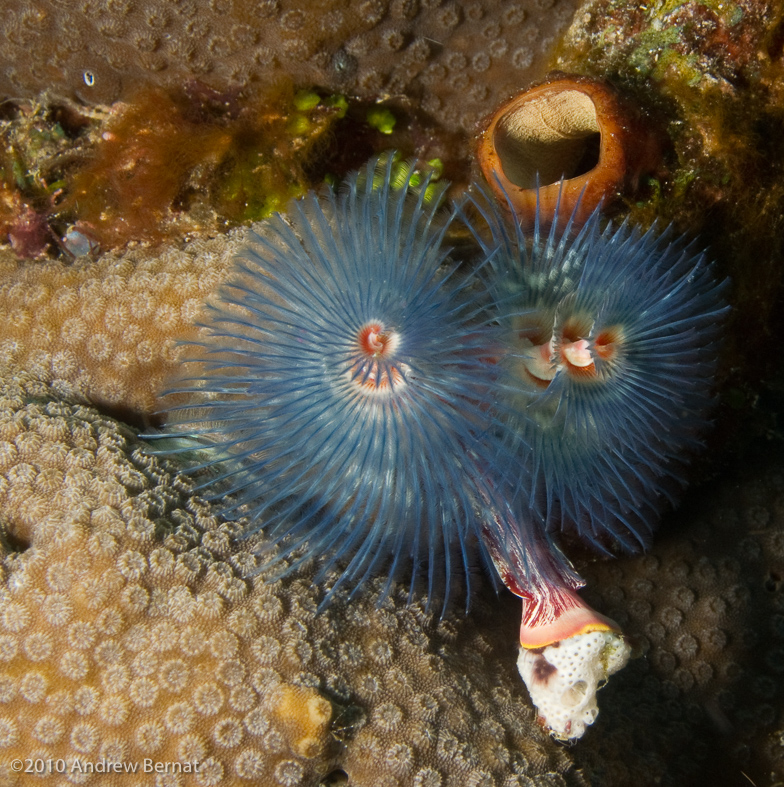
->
0 371 579 787
0 0 580 135
0 231 243 419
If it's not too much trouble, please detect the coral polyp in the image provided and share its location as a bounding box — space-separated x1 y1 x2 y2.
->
469 189 730 557
153 157 509 609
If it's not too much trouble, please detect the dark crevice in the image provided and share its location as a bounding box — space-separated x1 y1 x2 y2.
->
319 768 349 786
0 524 30 553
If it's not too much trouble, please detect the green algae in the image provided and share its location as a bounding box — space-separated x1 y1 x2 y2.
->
366 106 397 135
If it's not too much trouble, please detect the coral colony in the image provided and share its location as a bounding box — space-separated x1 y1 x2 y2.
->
0 374 578 786
154 156 728 740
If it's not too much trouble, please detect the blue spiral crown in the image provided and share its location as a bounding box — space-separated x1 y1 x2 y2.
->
151 157 517 610
466 185 730 557
150 158 729 612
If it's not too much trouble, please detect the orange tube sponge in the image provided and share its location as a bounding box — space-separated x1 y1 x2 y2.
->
475 75 660 227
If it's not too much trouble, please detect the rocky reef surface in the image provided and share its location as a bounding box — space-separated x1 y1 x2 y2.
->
0 372 578 787
1 0 784 785
0 0 578 135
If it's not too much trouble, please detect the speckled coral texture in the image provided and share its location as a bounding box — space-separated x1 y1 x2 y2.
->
573 457 784 787
4 236 784 786
0 0 578 133
0 372 580 787
0 233 243 418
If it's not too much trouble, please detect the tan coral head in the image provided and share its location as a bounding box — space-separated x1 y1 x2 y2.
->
476 75 659 228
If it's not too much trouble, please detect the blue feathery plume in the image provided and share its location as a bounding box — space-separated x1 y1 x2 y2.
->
466 185 730 558
148 156 526 610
